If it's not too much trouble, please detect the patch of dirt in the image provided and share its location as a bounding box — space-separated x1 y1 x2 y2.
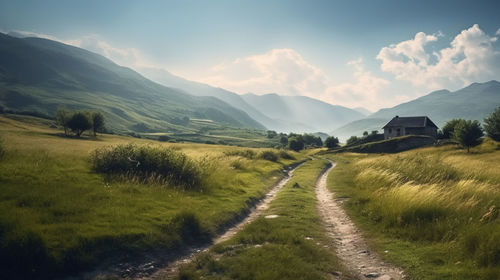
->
316 162 404 280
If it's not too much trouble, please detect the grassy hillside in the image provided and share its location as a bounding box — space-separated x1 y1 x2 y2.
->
324 140 500 279
177 159 353 280
0 115 305 278
0 33 265 134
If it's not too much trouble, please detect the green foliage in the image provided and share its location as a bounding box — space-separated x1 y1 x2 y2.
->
266 130 277 138
278 150 295 160
484 107 500 141
302 134 323 147
258 150 278 162
453 119 483 152
91 112 105 136
90 144 206 190
324 136 339 149
158 135 171 142
288 137 304 151
280 135 288 147
441 118 462 139
67 112 92 137
55 107 70 135
346 135 360 146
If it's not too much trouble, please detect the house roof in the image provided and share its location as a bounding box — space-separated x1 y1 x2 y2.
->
382 116 438 129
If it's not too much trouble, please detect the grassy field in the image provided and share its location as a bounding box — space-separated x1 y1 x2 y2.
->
176 159 353 280
324 140 500 279
0 115 305 278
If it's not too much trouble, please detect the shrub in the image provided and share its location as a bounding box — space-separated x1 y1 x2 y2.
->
223 149 256 159
259 150 278 162
484 107 500 141
91 112 105 136
169 211 210 245
346 136 360 146
90 144 204 190
158 135 170 142
278 150 295 160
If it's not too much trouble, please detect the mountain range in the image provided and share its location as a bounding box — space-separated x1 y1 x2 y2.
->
0 33 264 133
1 32 499 141
332 80 500 141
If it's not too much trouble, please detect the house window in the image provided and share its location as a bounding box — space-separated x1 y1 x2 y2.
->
397 128 401 136
389 128 392 133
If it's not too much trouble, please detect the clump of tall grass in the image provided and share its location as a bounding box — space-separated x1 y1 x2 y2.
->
223 149 256 159
278 150 295 160
258 150 278 162
90 144 208 190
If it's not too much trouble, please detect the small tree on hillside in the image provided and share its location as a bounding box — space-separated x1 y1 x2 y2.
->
91 112 105 136
55 107 70 136
441 119 462 139
324 136 340 149
67 112 92 137
484 107 500 141
453 120 483 153
267 130 277 138
280 135 288 147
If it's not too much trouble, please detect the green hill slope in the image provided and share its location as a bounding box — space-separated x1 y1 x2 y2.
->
0 33 265 133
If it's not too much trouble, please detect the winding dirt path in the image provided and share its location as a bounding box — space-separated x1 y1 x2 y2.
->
133 163 303 279
316 162 404 280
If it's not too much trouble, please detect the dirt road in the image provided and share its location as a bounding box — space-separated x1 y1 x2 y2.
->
316 162 404 280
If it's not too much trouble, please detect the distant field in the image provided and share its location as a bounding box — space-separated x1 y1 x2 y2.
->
324 140 500 279
0 115 305 278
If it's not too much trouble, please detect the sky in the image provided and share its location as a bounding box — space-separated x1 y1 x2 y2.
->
1 0 500 111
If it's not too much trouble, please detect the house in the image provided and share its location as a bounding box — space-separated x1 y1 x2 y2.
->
383 116 438 140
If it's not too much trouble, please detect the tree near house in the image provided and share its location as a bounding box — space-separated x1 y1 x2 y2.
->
441 119 462 139
484 107 500 141
67 112 92 137
453 119 483 152
91 112 105 136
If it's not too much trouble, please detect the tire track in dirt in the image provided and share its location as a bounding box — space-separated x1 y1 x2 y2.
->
131 162 304 279
316 162 404 280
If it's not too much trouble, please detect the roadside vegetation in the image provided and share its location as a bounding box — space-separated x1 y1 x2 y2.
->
324 139 500 279
177 159 352 280
0 115 306 278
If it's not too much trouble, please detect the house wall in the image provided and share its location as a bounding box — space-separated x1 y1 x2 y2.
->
384 126 437 139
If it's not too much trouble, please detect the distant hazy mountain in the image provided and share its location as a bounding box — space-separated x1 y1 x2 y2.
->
332 81 500 141
138 67 280 129
241 93 364 133
0 33 264 132
139 67 364 133
353 107 372 116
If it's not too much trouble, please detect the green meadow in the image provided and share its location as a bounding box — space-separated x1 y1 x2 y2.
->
324 140 500 279
0 115 305 278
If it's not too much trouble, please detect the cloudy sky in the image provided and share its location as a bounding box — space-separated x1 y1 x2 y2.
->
1 0 500 111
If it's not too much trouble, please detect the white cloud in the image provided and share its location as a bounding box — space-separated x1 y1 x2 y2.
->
200 48 330 96
322 59 391 110
199 49 391 110
377 24 500 90
66 35 154 69
496 28 500 36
